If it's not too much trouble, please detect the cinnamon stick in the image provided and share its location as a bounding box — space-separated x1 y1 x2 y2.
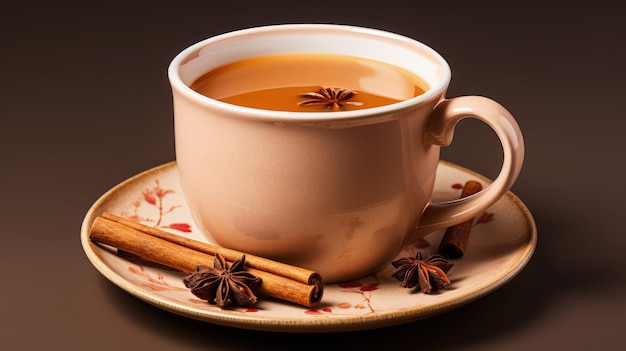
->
102 213 320 286
438 180 483 259
89 215 323 307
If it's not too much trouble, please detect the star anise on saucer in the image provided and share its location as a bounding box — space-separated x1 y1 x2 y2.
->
298 87 364 109
183 254 262 307
391 253 454 294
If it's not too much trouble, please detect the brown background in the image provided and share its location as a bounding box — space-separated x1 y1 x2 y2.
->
2 1 625 350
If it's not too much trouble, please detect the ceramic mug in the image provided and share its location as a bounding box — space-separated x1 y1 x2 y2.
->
168 24 524 283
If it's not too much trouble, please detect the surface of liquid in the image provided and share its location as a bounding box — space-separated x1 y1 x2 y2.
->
190 54 428 112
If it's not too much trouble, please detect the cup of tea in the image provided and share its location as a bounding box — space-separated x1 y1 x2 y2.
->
168 24 524 283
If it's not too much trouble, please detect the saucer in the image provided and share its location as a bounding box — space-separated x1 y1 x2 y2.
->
80 161 536 332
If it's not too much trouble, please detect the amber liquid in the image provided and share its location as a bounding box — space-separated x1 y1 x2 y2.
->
190 53 428 112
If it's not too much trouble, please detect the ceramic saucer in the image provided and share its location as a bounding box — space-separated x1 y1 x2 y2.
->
80 161 536 332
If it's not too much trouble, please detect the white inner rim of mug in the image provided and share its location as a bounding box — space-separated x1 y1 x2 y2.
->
168 24 452 121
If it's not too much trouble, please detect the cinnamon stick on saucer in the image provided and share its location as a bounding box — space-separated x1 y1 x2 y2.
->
89 214 324 307
438 180 483 259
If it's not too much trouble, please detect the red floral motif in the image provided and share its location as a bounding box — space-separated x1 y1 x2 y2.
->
166 223 192 233
120 180 192 233
142 190 157 205
359 283 380 292
339 277 379 311
305 309 325 315
128 265 187 292
305 307 334 315
338 280 380 294
304 277 381 316
120 181 195 299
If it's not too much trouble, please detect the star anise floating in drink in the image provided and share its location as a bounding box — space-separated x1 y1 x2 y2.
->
183 254 262 307
298 87 364 110
391 253 454 294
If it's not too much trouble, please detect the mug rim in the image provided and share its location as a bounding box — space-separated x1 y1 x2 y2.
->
168 24 451 121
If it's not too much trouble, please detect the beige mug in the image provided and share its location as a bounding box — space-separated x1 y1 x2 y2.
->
168 24 524 283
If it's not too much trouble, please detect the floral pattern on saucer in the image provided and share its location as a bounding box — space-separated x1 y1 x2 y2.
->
81 161 536 332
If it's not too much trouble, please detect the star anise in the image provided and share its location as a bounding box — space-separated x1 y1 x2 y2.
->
391 253 454 294
298 87 364 109
183 254 262 307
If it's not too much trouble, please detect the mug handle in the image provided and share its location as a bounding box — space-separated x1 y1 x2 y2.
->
407 96 525 243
